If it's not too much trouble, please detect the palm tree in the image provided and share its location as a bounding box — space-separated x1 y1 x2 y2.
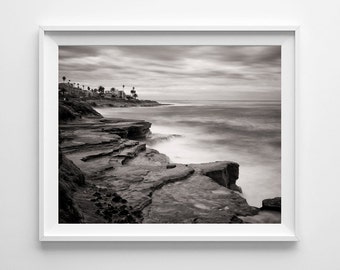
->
122 85 125 91
131 86 136 95
62 76 66 83
98 86 105 94
82 85 84 90
77 83 79 89
87 86 90 91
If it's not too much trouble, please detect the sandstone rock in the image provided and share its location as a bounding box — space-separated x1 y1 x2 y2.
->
262 197 281 212
239 210 281 223
166 163 176 169
95 202 103 208
58 154 86 223
230 215 244 223
102 127 128 138
193 161 242 192
142 172 259 223
229 184 242 193
59 100 102 122
59 104 77 121
59 153 85 186
127 122 151 139
111 194 123 203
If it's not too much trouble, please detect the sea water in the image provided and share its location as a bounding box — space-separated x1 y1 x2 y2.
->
97 100 281 207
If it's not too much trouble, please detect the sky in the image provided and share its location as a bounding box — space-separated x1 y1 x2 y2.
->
59 46 281 101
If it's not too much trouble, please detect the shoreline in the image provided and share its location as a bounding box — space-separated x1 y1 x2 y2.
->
59 99 281 224
86 98 168 108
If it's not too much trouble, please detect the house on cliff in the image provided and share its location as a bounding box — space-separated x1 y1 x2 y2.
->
103 87 127 99
117 90 126 99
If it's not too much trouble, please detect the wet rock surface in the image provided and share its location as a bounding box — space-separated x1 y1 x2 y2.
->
143 165 259 223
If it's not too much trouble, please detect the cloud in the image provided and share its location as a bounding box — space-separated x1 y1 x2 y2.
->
59 45 281 100
59 46 100 59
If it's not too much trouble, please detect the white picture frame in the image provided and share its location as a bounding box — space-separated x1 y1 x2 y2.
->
39 26 298 241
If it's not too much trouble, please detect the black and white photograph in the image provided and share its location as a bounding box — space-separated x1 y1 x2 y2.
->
58 45 281 224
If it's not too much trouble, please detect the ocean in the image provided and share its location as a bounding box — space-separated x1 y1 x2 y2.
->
97 100 281 207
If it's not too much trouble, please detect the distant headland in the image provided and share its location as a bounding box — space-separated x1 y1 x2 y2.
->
58 77 162 108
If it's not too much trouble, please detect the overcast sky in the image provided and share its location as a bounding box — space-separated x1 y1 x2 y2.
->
59 46 281 101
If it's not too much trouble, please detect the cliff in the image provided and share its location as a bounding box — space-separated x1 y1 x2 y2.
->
59 152 85 223
59 100 102 122
87 98 163 108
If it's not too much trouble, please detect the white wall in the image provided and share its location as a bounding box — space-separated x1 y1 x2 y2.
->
1 0 340 269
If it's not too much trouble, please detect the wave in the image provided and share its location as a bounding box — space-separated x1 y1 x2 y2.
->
146 133 182 145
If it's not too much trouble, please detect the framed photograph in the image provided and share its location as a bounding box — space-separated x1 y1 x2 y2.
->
39 26 298 241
